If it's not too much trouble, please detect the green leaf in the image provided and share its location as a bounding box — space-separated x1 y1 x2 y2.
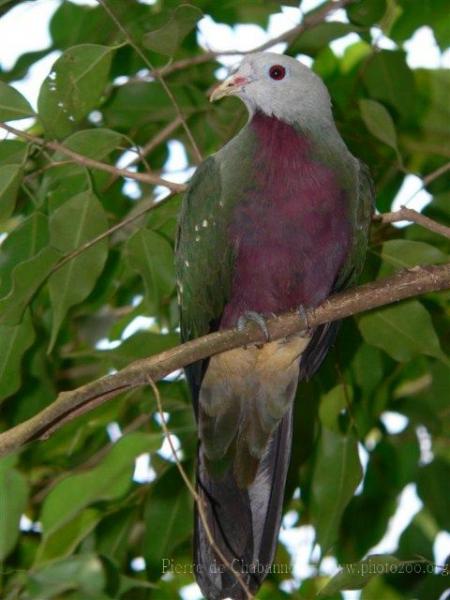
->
102 331 178 369
378 240 448 277
417 459 450 530
28 554 105 598
390 0 450 51
0 462 29 560
362 50 415 117
311 428 362 553
35 509 102 566
144 467 192 580
0 81 34 121
37 44 114 138
96 508 136 564
118 574 156 594
0 212 49 297
49 1 95 49
47 191 109 351
289 22 357 56
0 309 35 403
341 40 372 74
40 433 162 536
0 139 28 165
143 4 203 56
43 128 125 205
125 228 175 311
55 128 124 161
359 99 400 157
347 0 387 26
3 49 53 84
361 576 406 600
411 70 450 162
0 246 61 326
398 513 434 562
0 0 23 16
0 163 21 221
102 82 204 130
319 554 407 596
352 344 384 397
319 384 352 432
358 300 445 363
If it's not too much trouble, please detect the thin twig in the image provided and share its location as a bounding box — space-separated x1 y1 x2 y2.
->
0 123 187 193
375 206 450 239
0 264 448 458
97 0 202 164
148 377 253 599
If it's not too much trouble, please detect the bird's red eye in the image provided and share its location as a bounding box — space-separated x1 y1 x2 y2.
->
269 64 286 80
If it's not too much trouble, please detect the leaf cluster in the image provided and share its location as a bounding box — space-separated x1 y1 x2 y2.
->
0 1 449 599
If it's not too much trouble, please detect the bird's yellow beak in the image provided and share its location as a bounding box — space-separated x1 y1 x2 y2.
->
209 74 249 102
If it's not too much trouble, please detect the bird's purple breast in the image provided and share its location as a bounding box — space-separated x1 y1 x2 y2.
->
221 112 351 328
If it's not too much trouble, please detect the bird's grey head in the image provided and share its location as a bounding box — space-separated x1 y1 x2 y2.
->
210 52 333 126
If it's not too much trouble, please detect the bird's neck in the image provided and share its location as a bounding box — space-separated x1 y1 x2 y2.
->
242 110 354 187
249 109 344 159
249 111 310 160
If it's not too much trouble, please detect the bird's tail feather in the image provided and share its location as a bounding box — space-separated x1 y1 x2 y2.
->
194 406 293 600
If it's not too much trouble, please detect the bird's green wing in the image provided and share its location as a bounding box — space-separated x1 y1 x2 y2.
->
175 156 234 345
351 160 375 280
335 159 374 289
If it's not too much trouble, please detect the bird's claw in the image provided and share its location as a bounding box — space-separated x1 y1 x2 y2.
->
237 311 270 346
298 304 312 337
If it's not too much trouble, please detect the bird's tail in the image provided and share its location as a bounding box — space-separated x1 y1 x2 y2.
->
193 406 293 600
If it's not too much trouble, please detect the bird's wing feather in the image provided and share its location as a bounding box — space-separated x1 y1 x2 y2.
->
345 160 375 283
175 156 234 412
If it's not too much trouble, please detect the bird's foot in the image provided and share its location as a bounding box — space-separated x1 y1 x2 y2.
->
298 304 312 337
237 311 270 347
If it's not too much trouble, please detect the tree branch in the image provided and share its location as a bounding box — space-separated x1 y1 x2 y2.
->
0 123 187 194
0 264 448 458
375 206 450 239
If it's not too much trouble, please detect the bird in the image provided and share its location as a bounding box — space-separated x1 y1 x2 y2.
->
175 52 373 600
